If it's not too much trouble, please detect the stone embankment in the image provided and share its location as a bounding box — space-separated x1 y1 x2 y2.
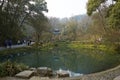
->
67 65 120 80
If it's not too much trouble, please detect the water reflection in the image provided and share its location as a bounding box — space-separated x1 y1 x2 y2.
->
0 48 120 74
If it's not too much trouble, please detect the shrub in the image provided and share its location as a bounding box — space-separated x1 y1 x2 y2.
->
0 61 28 77
114 44 120 54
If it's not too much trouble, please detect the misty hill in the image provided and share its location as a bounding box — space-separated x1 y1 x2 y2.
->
70 14 87 21
60 14 87 22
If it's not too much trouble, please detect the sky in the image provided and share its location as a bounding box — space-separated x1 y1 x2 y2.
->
44 0 88 18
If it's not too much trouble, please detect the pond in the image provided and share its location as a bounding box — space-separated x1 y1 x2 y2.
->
0 45 120 76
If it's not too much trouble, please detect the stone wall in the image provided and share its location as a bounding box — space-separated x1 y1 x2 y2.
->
66 65 120 80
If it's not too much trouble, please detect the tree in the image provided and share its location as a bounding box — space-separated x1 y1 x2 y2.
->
87 0 106 16
87 0 120 29
87 0 109 33
87 0 120 44
65 18 78 40
107 1 120 29
28 13 49 45
0 0 48 45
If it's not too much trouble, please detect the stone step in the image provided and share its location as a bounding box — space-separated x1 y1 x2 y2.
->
15 70 34 79
114 75 120 80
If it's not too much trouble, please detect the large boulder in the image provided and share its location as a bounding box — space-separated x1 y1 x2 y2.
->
15 70 34 79
37 67 53 77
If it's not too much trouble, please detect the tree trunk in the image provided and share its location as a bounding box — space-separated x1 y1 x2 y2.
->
97 8 107 33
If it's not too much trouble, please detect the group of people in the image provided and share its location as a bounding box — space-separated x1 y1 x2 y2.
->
4 39 32 48
17 40 32 46
4 40 12 48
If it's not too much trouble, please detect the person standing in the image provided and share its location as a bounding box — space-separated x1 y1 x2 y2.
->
4 40 8 48
8 40 12 48
17 40 20 45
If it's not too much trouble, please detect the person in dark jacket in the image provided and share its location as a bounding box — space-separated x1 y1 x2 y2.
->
8 40 12 48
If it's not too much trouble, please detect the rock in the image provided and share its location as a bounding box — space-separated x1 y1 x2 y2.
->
37 67 53 77
29 76 49 80
30 68 36 71
29 68 38 76
56 70 69 78
15 70 34 79
114 75 120 80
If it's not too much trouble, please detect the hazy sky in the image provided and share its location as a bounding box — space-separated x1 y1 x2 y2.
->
44 0 88 18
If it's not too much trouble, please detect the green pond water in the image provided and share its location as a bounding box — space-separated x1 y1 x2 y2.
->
0 46 120 75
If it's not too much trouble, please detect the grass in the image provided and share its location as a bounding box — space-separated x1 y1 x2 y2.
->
68 42 116 53
0 41 117 56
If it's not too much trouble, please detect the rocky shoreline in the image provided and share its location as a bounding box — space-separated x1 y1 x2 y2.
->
0 65 120 80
